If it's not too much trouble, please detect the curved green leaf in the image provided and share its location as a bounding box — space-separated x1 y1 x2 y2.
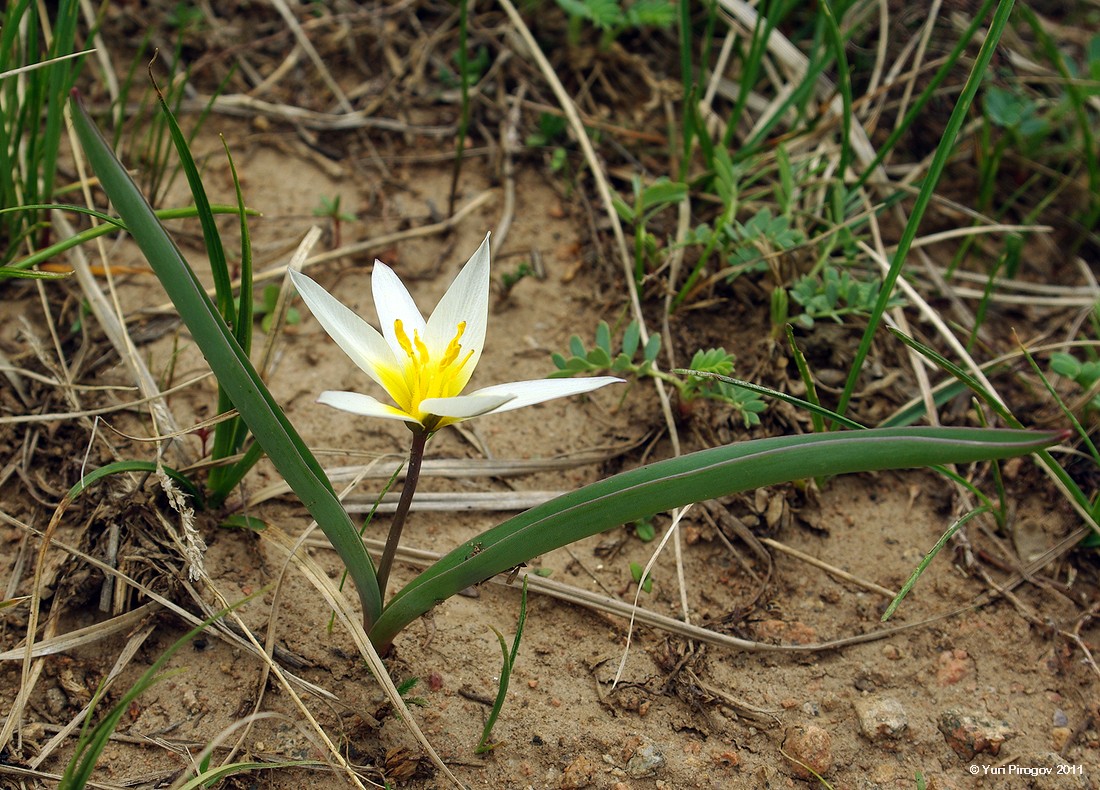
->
370 426 1063 646
67 460 204 509
69 93 382 627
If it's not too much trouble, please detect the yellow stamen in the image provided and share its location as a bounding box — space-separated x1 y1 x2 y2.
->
394 319 415 358
391 318 473 426
440 321 467 368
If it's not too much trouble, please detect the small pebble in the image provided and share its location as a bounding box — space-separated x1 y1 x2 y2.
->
783 724 833 780
1052 726 1072 751
854 697 908 741
935 649 972 686
626 737 665 778
937 709 1014 759
560 754 596 789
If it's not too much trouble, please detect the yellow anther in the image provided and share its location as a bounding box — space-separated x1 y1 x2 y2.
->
394 319 415 359
413 329 430 361
440 321 467 368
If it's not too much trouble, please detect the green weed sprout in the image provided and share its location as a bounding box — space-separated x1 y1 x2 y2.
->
255 283 301 333
555 0 676 49
788 267 905 329
1051 352 1100 415
526 113 570 173
70 93 1065 657
551 320 767 426
313 194 355 248
613 175 687 285
475 576 528 753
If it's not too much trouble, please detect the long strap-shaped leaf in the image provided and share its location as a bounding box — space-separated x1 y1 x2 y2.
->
370 426 1063 647
69 93 382 627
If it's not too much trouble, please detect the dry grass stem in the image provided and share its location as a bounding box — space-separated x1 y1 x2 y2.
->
760 537 898 599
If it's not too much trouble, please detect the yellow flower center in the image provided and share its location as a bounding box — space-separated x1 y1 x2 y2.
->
390 319 474 425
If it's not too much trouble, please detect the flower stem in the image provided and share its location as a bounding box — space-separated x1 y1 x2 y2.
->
376 429 428 600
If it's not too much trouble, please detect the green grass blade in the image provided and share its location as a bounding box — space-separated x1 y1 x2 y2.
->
4 204 253 273
369 426 1063 646
882 507 989 621
154 79 234 326
206 137 257 501
890 328 1094 521
59 593 259 790
879 379 970 428
887 328 1017 425
174 761 323 790
835 0 1016 420
475 576 528 753
69 93 383 627
67 459 204 508
786 325 826 433
675 368 865 430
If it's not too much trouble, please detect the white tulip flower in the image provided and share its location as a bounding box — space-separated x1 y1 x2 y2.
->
289 233 621 434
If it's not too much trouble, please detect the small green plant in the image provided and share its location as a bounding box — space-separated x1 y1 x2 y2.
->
313 194 355 248
788 267 903 329
1 0 86 267
551 321 767 426
1050 352 1100 414
475 577 528 753
631 516 656 542
555 0 677 49
497 261 536 302
550 319 658 378
526 112 570 173
254 283 301 334
629 561 653 593
395 676 428 707
613 175 688 285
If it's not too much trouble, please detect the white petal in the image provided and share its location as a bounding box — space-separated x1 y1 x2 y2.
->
425 233 490 385
371 260 426 359
289 270 396 389
463 376 622 414
317 390 419 424
419 392 515 419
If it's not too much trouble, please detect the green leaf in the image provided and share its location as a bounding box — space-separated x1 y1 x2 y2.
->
220 514 267 531
595 320 612 354
612 194 635 222
69 93 383 628
1050 352 1083 380
640 179 688 212
585 345 612 368
621 320 641 359
67 460 204 509
369 426 1063 646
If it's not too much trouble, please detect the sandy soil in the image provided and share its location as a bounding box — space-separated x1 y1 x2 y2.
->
2 6 1099 789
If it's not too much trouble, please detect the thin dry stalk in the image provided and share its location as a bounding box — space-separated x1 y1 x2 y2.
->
53 207 188 467
267 0 354 113
494 0 683 458
760 537 898 599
